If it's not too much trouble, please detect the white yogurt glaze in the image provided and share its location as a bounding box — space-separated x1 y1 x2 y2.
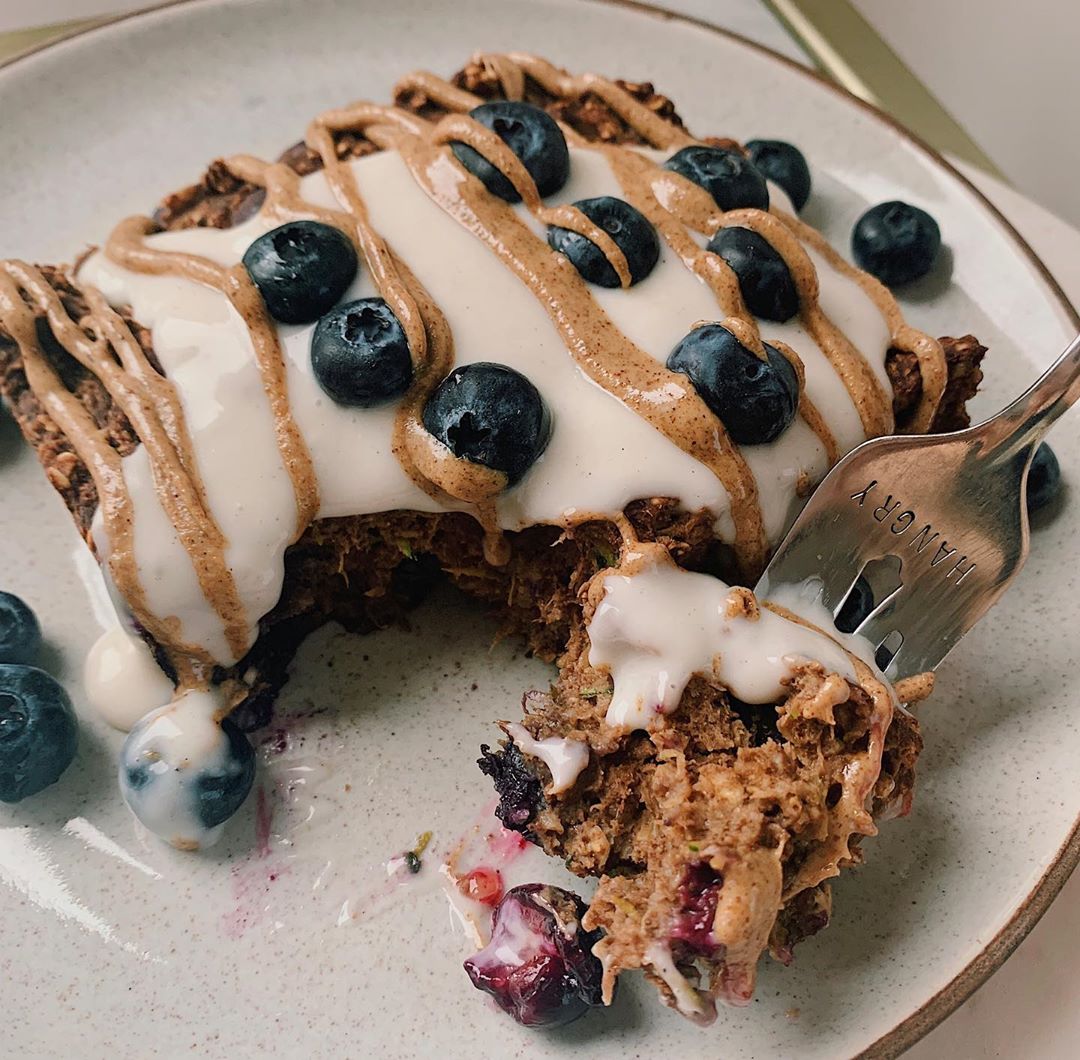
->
77 144 895 667
117 687 239 850
84 626 174 731
504 722 589 794
587 549 856 733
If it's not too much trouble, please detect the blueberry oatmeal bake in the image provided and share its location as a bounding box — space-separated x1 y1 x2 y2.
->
0 53 985 1024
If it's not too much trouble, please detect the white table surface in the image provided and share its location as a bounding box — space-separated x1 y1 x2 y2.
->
2 3 1077 1056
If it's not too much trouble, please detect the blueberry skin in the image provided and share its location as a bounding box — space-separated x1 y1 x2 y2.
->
422 363 552 485
311 298 413 407
452 101 570 203
667 324 800 445
663 145 769 212
243 220 358 325
708 226 799 322
0 664 78 803
746 139 812 211
194 718 256 829
0 591 41 665
852 201 941 287
547 196 660 287
1027 442 1062 515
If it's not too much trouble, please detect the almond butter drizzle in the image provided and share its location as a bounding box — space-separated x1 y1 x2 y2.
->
0 264 207 674
0 52 948 668
105 216 320 540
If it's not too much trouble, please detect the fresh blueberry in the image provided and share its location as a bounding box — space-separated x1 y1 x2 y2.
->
243 220 358 324
464 883 606 1027
0 664 78 803
422 363 551 485
663 145 769 212
707 226 799 322
119 695 255 849
1027 442 1062 515
667 323 799 445
834 575 874 634
0 591 41 665
746 139 811 211
310 298 413 407
852 201 941 287
547 195 660 287
451 101 570 203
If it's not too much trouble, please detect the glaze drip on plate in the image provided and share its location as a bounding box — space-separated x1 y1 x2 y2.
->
0 53 946 679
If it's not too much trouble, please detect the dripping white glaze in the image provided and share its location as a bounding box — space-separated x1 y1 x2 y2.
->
79 145 895 666
84 626 174 731
587 550 856 733
644 941 713 1022
117 687 234 850
504 722 589 794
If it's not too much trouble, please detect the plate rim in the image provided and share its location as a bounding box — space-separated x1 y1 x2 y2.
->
2 2 1077 1056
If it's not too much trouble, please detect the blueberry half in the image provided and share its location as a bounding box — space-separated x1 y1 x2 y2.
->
852 201 941 287
667 324 800 445
663 145 769 212
746 139 812 211
708 226 799 322
243 220 358 325
0 591 41 665
452 101 570 203
422 363 551 485
311 297 413 407
0 664 78 803
547 195 660 288
1027 442 1062 515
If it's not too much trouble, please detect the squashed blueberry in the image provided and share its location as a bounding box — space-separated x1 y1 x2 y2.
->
243 220 358 324
746 139 811 211
663 145 769 212
452 101 570 203
464 883 606 1027
852 201 941 287
0 591 41 665
667 323 799 445
0 664 78 803
708 226 799 322
547 196 660 287
310 297 413 407
422 363 551 485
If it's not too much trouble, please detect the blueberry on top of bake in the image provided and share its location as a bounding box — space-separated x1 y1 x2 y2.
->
667 322 800 444
242 220 358 324
547 196 660 287
663 145 769 211
452 101 571 202
311 297 413 407
423 362 552 484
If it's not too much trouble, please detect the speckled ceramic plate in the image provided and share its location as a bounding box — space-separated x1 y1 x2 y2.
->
1 1 1077 1057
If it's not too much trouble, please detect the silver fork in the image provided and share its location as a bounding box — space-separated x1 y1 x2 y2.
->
756 333 1080 681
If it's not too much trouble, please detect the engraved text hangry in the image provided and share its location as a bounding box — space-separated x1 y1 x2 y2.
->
849 480 977 585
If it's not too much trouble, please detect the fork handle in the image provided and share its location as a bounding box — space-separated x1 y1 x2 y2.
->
976 332 1080 460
